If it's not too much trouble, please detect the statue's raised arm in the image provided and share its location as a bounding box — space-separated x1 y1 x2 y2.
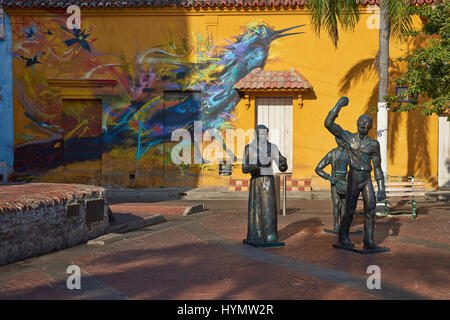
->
324 97 353 146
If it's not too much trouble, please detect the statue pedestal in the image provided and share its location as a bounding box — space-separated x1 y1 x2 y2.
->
243 239 285 247
323 228 362 235
332 243 390 254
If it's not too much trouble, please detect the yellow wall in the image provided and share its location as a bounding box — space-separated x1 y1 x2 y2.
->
7 6 439 189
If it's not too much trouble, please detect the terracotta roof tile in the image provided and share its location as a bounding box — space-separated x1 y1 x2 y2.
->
234 67 313 90
1 0 443 8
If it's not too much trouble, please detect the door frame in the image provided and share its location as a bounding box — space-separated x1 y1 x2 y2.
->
48 79 117 183
255 95 294 174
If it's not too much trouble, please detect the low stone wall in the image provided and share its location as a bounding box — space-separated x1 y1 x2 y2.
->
0 183 109 266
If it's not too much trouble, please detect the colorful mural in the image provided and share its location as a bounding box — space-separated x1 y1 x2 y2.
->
11 17 304 184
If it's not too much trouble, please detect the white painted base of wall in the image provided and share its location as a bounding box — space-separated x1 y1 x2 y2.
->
438 116 450 187
377 102 388 180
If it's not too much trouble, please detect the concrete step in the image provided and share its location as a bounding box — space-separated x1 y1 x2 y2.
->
182 189 331 200
109 202 205 217
105 188 187 202
87 213 166 245
425 190 450 202
109 213 166 234
105 187 450 202
88 202 206 246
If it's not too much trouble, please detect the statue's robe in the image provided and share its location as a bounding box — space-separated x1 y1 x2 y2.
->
242 139 287 243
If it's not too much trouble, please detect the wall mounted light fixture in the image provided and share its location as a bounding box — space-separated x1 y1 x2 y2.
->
396 86 418 103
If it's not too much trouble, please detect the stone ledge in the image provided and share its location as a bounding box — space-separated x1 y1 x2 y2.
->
87 233 124 246
0 183 105 214
0 183 108 266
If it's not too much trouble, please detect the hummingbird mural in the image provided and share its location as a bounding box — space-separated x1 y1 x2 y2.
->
104 23 305 158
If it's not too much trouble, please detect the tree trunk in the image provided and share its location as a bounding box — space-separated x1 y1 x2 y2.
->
378 0 390 181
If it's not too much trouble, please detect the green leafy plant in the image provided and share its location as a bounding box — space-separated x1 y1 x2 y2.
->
385 2 449 117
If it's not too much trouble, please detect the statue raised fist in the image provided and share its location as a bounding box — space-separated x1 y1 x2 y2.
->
335 96 349 108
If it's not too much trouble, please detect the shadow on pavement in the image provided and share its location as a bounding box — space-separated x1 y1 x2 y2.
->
278 218 323 242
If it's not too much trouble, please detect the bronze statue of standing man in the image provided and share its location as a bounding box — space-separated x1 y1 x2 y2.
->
325 97 389 253
242 124 288 247
315 137 350 231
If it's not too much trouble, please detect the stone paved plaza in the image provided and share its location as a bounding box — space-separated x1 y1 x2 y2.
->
0 199 448 300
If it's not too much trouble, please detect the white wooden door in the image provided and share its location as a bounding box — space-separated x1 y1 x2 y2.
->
256 96 293 174
438 116 450 187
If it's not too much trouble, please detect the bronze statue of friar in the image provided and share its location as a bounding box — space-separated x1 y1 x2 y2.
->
324 97 389 253
242 124 288 247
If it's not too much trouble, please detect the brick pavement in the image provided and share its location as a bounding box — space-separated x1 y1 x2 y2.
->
0 270 76 300
0 199 448 300
73 226 377 300
200 200 450 300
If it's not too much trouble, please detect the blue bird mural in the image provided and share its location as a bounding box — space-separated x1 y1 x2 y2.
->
23 24 38 39
18 51 45 71
104 24 305 159
60 25 93 52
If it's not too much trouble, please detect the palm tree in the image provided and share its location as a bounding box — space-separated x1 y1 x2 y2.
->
378 0 413 180
307 0 360 48
306 0 413 179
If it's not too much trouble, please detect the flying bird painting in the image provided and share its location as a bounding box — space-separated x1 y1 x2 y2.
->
19 51 45 70
60 25 93 52
102 23 305 159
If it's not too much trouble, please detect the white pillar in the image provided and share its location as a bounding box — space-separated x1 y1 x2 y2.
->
377 102 388 180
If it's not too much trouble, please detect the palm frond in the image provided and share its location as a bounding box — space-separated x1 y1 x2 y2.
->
306 0 360 48
380 0 413 40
